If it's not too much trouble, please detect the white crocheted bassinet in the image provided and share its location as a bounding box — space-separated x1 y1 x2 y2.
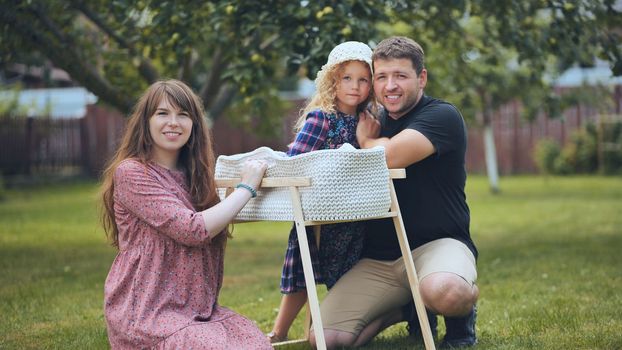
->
214 144 391 222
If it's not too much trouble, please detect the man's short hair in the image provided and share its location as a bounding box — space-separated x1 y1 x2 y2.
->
372 36 425 75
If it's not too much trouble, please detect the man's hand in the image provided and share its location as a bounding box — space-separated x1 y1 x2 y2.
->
356 110 381 148
356 109 436 168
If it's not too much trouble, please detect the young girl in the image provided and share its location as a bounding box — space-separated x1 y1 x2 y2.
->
100 79 271 349
267 41 376 342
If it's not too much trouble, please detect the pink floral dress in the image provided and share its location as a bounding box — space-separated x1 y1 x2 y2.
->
104 159 271 350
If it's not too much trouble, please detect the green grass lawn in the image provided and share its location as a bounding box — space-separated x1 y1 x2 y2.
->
1 176 621 349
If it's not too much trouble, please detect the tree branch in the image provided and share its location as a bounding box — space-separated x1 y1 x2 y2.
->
207 84 236 120
199 47 226 107
27 5 69 45
260 33 280 50
11 5 133 112
70 0 159 83
178 49 194 83
200 34 278 120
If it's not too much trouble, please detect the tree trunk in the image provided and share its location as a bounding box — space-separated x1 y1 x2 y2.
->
481 93 500 193
483 123 500 193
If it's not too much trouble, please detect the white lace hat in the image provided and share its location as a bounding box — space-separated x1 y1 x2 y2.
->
316 41 373 84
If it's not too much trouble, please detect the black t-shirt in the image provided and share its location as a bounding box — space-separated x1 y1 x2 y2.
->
363 95 478 260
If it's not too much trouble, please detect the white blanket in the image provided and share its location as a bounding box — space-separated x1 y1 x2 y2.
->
215 144 391 222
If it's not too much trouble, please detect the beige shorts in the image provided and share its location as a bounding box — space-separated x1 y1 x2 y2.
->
319 238 477 334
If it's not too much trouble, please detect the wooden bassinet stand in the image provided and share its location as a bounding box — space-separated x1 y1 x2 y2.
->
215 169 435 350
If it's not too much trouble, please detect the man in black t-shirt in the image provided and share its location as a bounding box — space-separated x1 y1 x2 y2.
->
311 37 479 349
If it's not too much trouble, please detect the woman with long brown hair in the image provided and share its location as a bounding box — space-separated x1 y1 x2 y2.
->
100 79 270 349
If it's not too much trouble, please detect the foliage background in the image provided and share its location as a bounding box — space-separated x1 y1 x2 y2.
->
1 1 620 135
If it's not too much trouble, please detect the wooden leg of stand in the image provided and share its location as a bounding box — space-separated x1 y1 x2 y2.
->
304 225 321 340
289 187 326 350
389 181 436 350
303 302 312 340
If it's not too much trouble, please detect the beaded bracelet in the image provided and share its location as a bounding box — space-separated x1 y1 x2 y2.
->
235 183 257 198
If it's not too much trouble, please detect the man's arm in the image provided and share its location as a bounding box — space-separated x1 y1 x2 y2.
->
357 111 435 169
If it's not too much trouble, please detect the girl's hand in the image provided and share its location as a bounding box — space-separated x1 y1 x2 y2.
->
357 110 381 148
240 159 268 191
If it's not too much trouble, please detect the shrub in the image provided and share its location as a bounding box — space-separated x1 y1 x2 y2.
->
534 138 561 175
598 119 622 174
533 120 621 176
553 155 573 175
558 127 598 174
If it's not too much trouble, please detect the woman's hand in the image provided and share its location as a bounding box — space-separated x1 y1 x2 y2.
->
200 158 267 237
240 159 268 190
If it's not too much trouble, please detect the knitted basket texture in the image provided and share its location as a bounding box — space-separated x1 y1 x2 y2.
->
215 144 391 222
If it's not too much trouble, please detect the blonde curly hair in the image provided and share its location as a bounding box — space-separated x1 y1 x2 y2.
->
294 61 375 132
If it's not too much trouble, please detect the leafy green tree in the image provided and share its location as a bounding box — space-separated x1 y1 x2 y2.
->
385 1 620 191
1 1 619 163
0 0 388 132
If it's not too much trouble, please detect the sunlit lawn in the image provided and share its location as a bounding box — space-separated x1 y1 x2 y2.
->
1 175 621 349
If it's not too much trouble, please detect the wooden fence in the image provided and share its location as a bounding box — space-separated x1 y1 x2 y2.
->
0 105 126 178
468 85 621 174
0 116 84 176
0 104 292 180
1 87 620 180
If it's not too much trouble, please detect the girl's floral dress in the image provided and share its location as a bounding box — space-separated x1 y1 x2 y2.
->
281 109 366 292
